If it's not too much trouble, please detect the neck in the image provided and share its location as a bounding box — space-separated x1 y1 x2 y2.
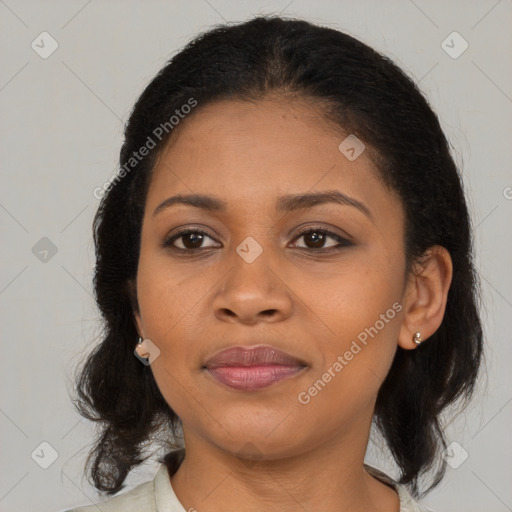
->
168 424 399 512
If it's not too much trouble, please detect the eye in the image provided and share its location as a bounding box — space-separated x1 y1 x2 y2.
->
290 227 353 251
163 226 353 253
163 229 220 251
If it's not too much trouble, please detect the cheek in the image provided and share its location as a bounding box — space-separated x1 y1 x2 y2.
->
305 261 402 336
135 262 202 406
301 261 403 393
150 360 196 423
136 263 201 417
295 305 401 435
136 251 200 336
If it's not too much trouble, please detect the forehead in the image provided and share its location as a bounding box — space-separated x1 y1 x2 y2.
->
146 97 396 217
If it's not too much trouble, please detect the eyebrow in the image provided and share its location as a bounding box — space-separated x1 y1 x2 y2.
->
152 190 372 219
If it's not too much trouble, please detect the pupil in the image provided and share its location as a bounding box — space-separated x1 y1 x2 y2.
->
307 232 324 248
185 233 203 248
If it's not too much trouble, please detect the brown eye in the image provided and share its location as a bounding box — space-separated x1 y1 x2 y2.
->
163 229 219 251
302 231 328 249
292 228 353 251
179 232 206 249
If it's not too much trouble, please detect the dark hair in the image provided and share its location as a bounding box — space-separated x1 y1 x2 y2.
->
74 15 483 498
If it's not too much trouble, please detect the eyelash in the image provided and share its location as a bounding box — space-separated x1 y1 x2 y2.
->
162 226 353 254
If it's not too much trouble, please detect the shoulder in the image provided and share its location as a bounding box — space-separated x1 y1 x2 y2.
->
64 474 157 512
64 455 186 512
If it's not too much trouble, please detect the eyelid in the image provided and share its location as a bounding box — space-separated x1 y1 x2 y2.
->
292 224 353 242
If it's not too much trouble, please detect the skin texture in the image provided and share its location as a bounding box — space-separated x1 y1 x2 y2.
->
133 96 453 512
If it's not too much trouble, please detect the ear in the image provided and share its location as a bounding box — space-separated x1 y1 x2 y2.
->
398 246 453 350
127 278 145 341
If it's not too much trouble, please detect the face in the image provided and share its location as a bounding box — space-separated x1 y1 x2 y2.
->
134 96 409 460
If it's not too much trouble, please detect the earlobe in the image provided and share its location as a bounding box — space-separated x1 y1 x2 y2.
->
398 246 453 350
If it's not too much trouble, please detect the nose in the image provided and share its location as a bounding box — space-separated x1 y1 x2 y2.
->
212 252 293 325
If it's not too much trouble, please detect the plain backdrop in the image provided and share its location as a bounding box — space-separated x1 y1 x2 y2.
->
1 1 511 511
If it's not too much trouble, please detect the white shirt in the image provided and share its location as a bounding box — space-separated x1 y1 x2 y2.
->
65 457 432 512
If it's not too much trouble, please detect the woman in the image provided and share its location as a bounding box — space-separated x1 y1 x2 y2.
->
67 15 483 512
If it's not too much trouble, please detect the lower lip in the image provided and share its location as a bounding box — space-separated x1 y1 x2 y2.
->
206 365 304 391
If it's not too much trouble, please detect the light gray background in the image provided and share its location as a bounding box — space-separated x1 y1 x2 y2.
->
1 1 511 511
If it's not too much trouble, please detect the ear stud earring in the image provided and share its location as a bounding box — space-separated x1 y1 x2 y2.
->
413 332 422 345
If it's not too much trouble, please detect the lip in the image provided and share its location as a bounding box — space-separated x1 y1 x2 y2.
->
204 345 308 391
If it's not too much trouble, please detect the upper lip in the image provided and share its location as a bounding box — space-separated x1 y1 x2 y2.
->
204 345 308 368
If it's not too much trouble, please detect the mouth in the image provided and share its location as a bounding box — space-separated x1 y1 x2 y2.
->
203 345 308 391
